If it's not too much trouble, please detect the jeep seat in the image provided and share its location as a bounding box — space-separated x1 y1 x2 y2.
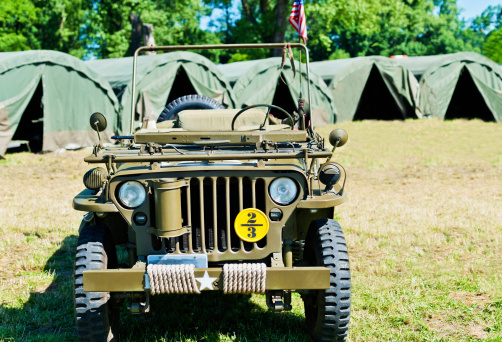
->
154 109 291 131
177 109 265 131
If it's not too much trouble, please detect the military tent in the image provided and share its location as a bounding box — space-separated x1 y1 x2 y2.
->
0 50 120 157
311 57 420 122
418 52 502 122
86 52 237 133
217 59 262 86
231 57 337 126
390 55 442 81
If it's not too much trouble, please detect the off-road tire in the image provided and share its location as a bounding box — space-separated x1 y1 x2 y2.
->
157 95 224 122
302 219 351 342
74 225 119 342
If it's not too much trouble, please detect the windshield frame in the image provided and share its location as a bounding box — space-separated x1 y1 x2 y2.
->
130 43 312 135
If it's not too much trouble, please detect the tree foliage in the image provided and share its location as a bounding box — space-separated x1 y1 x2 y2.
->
471 5 502 63
0 0 39 51
80 0 221 59
0 0 500 63
204 0 500 62
306 0 486 60
483 29 502 63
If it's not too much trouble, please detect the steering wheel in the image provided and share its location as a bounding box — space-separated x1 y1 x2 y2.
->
231 104 295 131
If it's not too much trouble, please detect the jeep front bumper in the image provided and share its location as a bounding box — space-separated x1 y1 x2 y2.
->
83 266 330 292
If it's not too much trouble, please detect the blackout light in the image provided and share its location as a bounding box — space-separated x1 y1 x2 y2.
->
269 208 283 221
134 212 148 225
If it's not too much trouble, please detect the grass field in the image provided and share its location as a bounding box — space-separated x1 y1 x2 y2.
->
1 119 501 341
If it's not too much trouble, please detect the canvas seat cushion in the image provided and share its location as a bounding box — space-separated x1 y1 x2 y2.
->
177 109 266 131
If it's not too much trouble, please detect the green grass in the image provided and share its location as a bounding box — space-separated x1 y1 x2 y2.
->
1 119 502 341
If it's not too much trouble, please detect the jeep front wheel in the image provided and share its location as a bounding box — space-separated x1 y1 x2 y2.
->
74 225 119 342
302 219 351 342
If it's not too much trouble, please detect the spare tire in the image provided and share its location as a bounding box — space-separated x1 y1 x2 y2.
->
157 95 224 122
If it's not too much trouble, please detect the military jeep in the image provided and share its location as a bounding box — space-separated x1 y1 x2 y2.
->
73 43 350 342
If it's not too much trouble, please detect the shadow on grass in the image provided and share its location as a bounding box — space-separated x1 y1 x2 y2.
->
1 236 310 342
120 292 309 342
0 235 79 342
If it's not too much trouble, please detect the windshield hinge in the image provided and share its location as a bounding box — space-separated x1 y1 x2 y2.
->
140 143 164 155
256 139 277 152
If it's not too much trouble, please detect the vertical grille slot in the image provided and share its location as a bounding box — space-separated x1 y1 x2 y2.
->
256 178 267 249
190 178 202 252
229 177 241 251
225 178 232 251
242 177 254 252
161 175 268 254
216 178 227 252
203 177 213 252
199 178 206 253
238 177 244 251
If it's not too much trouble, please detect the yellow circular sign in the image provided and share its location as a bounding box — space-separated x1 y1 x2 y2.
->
234 208 269 243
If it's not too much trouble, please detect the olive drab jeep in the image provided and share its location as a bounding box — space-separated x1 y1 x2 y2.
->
73 43 351 342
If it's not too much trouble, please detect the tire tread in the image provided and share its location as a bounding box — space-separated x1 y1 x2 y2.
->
157 95 224 122
73 225 117 342
303 219 351 342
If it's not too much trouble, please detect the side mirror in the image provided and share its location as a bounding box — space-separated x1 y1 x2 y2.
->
329 129 348 148
90 112 107 132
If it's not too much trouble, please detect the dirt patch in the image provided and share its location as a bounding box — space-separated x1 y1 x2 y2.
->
425 313 463 338
424 311 488 339
450 291 490 307
469 324 488 339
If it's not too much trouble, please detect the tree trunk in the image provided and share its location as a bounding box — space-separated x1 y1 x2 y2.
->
241 0 257 24
129 14 142 56
272 0 288 56
143 23 156 55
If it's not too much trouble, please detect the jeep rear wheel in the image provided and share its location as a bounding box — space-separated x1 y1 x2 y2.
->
74 225 119 342
302 219 351 342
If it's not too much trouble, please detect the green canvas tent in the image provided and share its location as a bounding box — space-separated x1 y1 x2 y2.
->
217 59 262 86
0 50 120 157
86 52 237 133
311 57 420 122
390 55 443 81
231 57 337 126
418 52 502 122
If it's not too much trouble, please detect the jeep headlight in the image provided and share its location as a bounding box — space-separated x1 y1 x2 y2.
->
269 177 298 205
118 181 146 208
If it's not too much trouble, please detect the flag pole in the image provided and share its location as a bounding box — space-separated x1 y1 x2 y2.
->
288 0 308 131
299 38 302 99
298 38 306 130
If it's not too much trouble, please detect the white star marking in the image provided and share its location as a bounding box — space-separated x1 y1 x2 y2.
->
195 271 217 291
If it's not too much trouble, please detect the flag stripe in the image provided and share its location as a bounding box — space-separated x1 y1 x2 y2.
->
289 0 307 44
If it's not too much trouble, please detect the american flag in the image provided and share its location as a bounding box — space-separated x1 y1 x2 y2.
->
289 0 307 44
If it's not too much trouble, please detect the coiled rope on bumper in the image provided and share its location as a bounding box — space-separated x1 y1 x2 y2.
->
147 264 200 295
223 263 266 294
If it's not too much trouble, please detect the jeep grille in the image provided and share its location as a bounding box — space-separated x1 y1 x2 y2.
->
161 176 268 255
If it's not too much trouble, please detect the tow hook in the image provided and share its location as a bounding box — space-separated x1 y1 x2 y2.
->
112 292 150 314
266 290 292 312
